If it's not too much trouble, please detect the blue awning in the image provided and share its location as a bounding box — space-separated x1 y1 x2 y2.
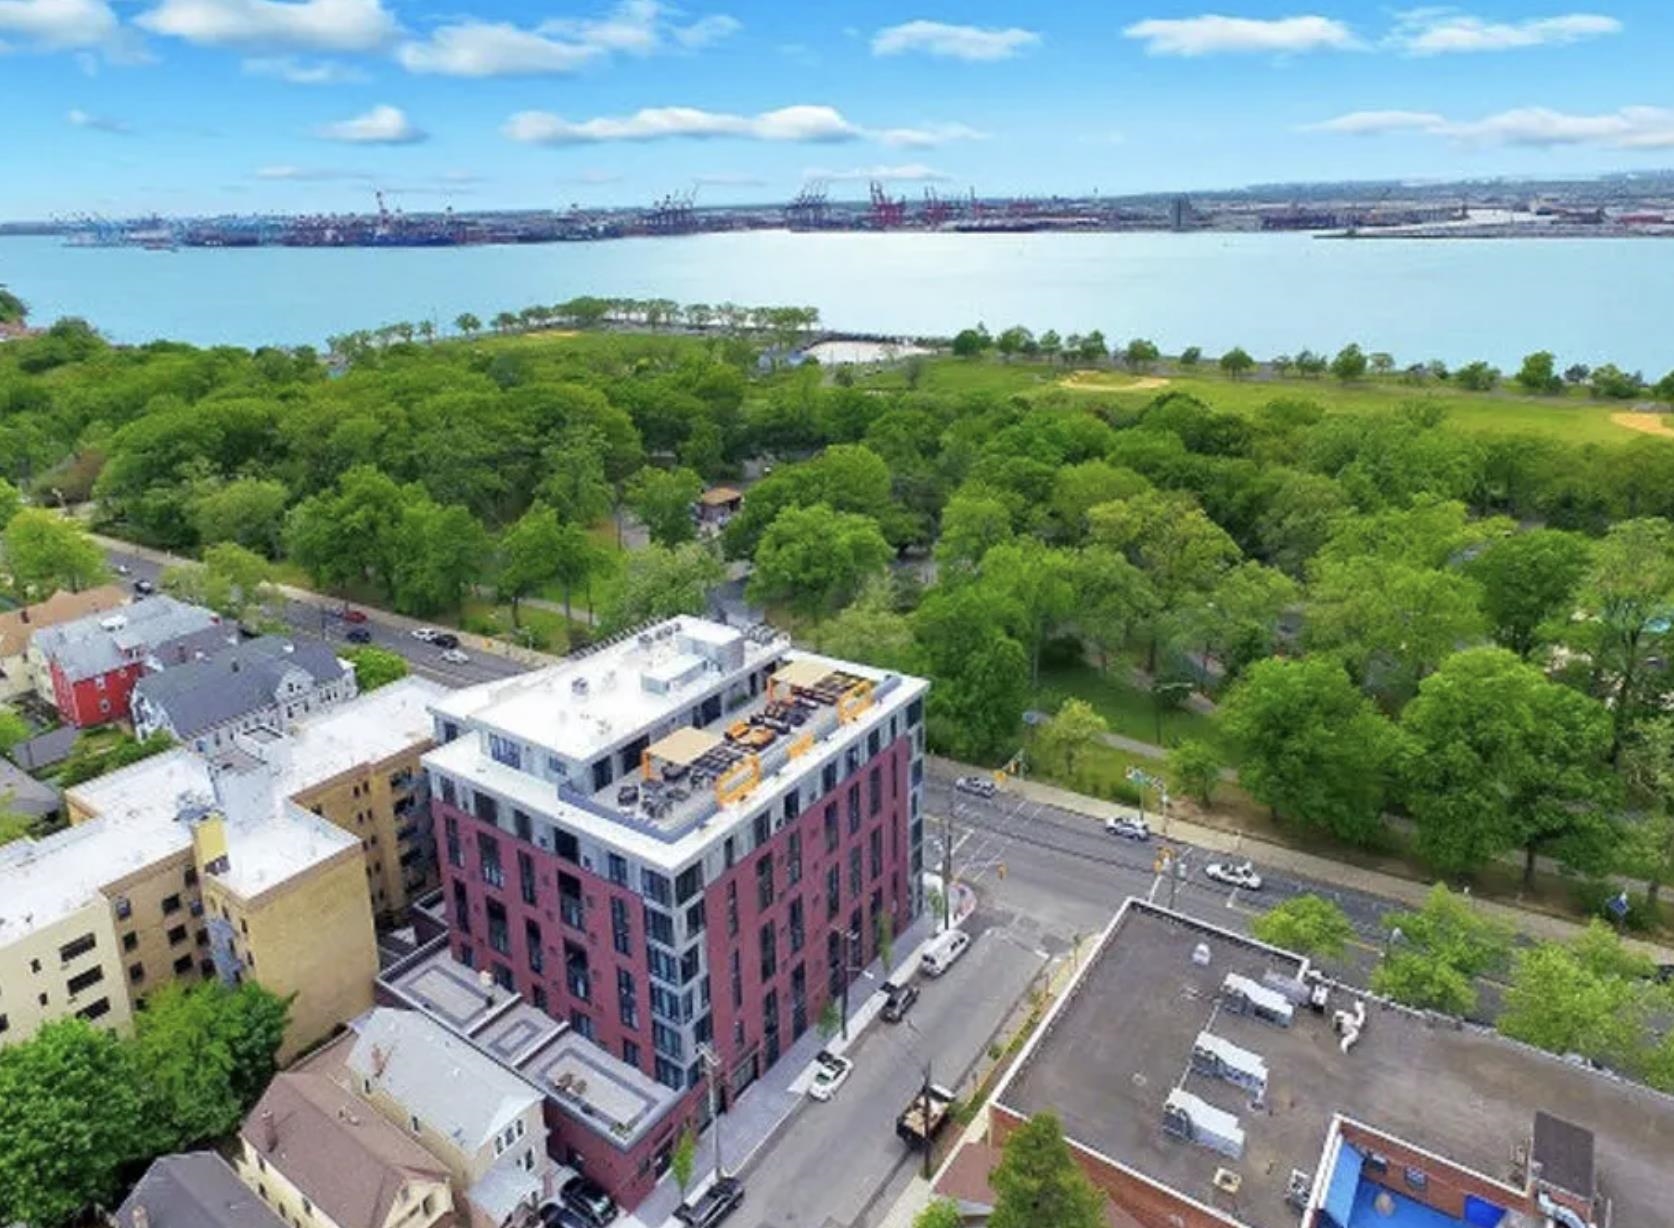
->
1321 1139 1363 1228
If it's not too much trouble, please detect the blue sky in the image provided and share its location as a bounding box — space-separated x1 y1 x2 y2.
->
2 1 1669 218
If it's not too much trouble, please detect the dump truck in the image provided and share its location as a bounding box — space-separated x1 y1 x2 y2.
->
896 1083 957 1147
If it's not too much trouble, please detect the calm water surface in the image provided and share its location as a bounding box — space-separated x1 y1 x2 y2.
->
3 230 1671 371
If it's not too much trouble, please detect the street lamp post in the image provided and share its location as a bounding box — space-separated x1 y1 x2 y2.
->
697 1044 724 1180
839 927 864 1041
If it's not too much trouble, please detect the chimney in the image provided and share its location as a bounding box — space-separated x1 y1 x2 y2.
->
20 607 29 624
131 1205 149 1228
260 1108 277 1152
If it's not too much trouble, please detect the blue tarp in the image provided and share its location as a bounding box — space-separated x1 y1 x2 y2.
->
1462 1195 1505 1226
1322 1140 1364 1228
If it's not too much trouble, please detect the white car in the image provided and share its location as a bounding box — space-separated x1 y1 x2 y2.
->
808 1050 852 1102
955 775 997 799
114 563 131 575
440 648 469 665
1205 861 1263 891
1106 816 1150 841
412 627 439 642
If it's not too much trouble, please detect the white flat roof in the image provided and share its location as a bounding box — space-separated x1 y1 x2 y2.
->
429 619 783 763
210 801 360 899
0 812 192 941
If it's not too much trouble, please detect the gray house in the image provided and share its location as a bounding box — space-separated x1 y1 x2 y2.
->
131 636 357 752
116 1152 288 1228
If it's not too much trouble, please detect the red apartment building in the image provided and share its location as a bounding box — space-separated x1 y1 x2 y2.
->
33 595 226 727
417 618 929 1207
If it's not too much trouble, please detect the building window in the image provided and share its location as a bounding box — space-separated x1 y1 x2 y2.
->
644 906 675 947
487 899 510 956
129 963 145 983
729 949 743 1009
789 897 805 953
868 768 881 817
532 984 548 1012
122 932 138 952
610 897 632 956
478 832 504 889
168 925 188 946
439 776 457 806
870 827 883 881
847 786 861 835
77 997 111 1021
759 920 777 981
752 812 770 848
724 836 735 869
493 962 514 990
66 965 104 995
849 847 862 897
444 817 462 868
559 872 585 930
473 791 500 825
618 968 639 1030
452 880 471 935
826 864 840 919
489 735 523 770
787 831 802 885
685 898 707 936
184 867 198 888
113 896 132 921
824 806 839 853
554 828 579 864
725 882 738 937
571 1010 595 1041
513 809 533 843
172 955 192 975
755 851 775 911
565 942 591 1001
822 761 838 794
58 933 97 963
517 850 537 906
641 869 672 906
526 918 544 974
607 853 629 887
411 1115 422 1134
162 894 182 916
623 1038 641 1068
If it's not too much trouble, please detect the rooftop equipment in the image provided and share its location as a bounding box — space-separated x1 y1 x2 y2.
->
1190 1031 1268 1099
1162 1088 1245 1160
1222 972 1294 1027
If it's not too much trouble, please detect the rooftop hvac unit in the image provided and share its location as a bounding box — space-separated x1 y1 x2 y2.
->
1191 1031 1268 1099
1261 970 1312 1005
1162 1088 1244 1160
572 677 590 697
1222 973 1294 1027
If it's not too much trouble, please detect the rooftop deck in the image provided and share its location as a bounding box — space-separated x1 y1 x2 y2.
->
998 902 1674 1228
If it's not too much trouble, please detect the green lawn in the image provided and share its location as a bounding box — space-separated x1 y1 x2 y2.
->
460 597 576 653
1033 661 1223 751
857 356 1655 446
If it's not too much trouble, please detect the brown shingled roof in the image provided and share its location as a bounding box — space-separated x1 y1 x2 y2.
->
242 1073 449 1228
0 585 128 657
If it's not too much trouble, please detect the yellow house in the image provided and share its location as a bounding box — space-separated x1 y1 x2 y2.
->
0 584 127 703
237 1072 454 1228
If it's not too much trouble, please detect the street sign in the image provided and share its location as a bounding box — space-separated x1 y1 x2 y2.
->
1607 891 1630 919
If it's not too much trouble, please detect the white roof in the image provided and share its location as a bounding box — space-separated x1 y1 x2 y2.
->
349 1009 541 1153
0 810 192 941
210 801 361 899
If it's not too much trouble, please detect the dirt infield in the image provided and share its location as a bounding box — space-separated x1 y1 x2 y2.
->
1057 371 1171 392
1612 412 1674 438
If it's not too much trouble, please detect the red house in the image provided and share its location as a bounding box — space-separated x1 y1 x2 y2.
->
34 596 227 727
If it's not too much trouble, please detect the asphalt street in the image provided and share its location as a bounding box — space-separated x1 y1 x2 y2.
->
102 543 530 689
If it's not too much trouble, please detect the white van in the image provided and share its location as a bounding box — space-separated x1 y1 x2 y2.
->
920 929 971 977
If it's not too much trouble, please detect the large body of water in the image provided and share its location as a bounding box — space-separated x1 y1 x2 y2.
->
3 230 1671 372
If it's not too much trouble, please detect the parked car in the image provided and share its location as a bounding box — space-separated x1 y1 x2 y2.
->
132 578 155 595
345 626 373 644
411 627 439 642
432 631 460 649
881 981 919 1023
955 775 996 799
920 929 971 977
559 1175 618 1227
538 1203 593 1228
674 1176 745 1228
1205 861 1263 891
808 1050 853 1102
114 563 130 575
1106 816 1150 841
340 606 367 623
440 648 469 665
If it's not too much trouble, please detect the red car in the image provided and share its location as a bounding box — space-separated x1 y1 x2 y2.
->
340 606 368 624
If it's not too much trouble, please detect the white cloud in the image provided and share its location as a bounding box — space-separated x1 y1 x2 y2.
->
136 0 397 51
1123 14 1358 56
1390 10 1620 55
254 163 372 179
870 19 1039 61
810 164 953 183
875 121 986 148
396 23 599 76
316 102 425 143
505 104 860 145
1305 109 1447 134
0 0 117 49
66 106 129 133
398 1 738 78
242 53 364 81
692 172 767 186
1308 105 1674 149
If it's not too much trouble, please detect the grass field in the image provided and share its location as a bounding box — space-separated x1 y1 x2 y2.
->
858 356 1657 446
1033 661 1222 751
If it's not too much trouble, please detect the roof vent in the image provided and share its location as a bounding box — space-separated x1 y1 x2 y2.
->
572 677 590 697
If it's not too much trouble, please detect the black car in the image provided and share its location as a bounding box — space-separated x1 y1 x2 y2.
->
132 578 155 596
345 626 373 644
675 1176 744 1228
881 981 919 1023
432 632 461 650
560 1176 618 1227
537 1204 592 1228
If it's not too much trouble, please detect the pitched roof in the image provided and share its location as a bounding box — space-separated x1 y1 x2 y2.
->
0 756 60 818
243 1073 449 1228
32 595 222 682
0 585 128 657
117 1152 288 1228
133 636 351 738
348 1009 541 1156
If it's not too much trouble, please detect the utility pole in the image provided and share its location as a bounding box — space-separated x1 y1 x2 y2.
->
919 1059 935 1179
839 927 863 1041
940 808 953 933
698 1044 723 1179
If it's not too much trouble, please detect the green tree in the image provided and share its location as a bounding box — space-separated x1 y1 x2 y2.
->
495 505 566 625
1251 895 1354 958
548 521 601 623
1032 698 1109 787
625 466 704 548
912 1199 965 1228
978 544 1079 686
995 325 1035 362
1572 517 1674 754
988 1112 1105 1228
162 542 280 624
814 579 920 674
1165 738 1223 807
0 706 28 756
0 807 33 846
1218 346 1254 379
1466 529 1592 658
1220 657 1400 843
59 730 175 787
1617 716 1674 908
392 500 490 615
747 504 891 617
0 477 21 530
3 509 106 597
671 1127 698 1197
1176 560 1297 681
1371 884 1509 1016
1178 345 1202 368
538 429 617 528
1330 342 1368 382
131 981 289 1149
1122 337 1160 371
191 477 290 557
1498 924 1655 1069
342 646 409 692
913 585 1030 762
951 326 991 358
284 465 407 596
935 487 1014 572
454 311 481 336
1590 363 1643 399
1402 647 1614 883
1514 350 1563 394
1453 360 1499 391
602 542 724 632
0 1020 150 1226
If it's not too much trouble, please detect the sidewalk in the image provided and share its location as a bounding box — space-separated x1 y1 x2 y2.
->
983 764 1674 963
626 905 955 1228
